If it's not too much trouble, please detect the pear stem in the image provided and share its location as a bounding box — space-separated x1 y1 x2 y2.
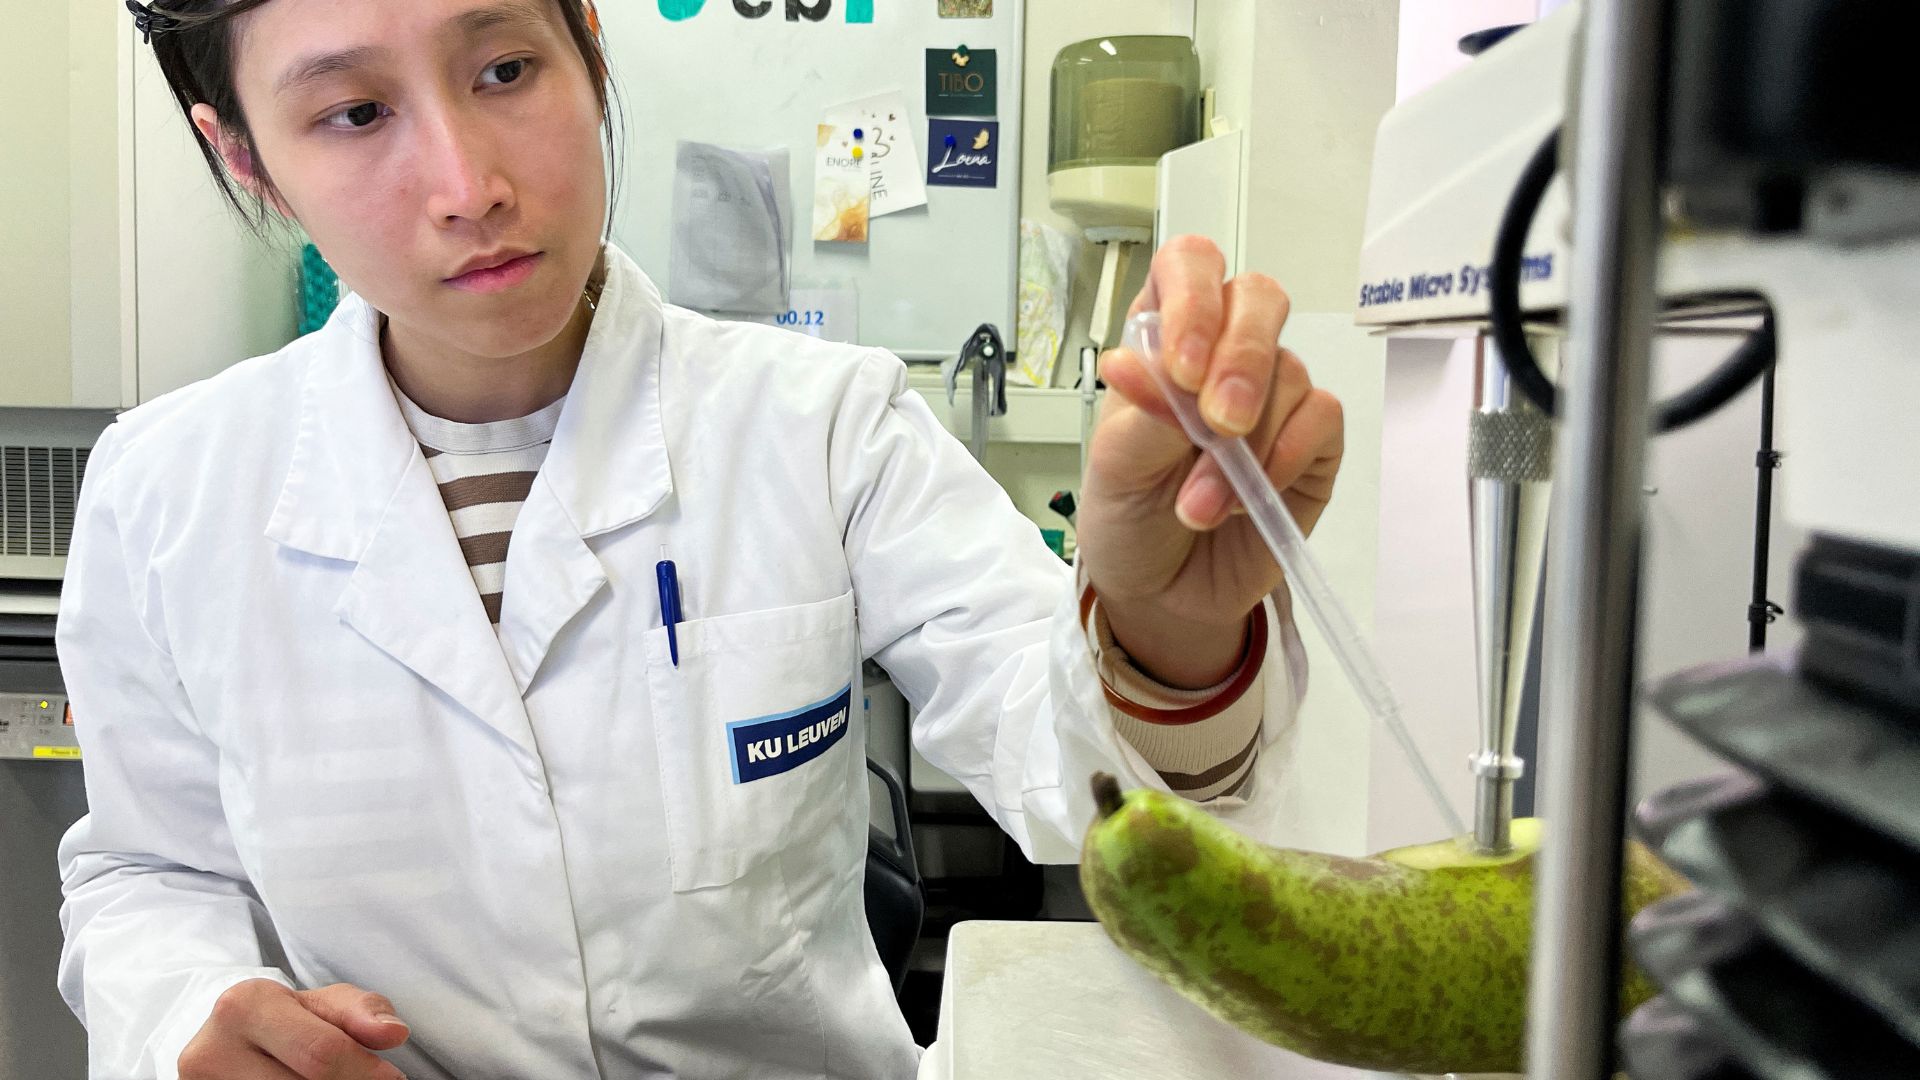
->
1090 772 1125 819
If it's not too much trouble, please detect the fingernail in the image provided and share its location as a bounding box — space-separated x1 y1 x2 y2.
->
1204 376 1261 436
1176 333 1210 387
1179 474 1230 529
375 1012 408 1029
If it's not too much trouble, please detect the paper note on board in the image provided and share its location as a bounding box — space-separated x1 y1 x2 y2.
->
825 92 927 219
812 122 870 243
668 141 791 315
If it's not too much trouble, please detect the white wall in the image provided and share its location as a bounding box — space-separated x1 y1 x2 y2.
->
1188 0 1400 854
1396 0 1537 102
1633 339 1806 796
1370 337 1481 849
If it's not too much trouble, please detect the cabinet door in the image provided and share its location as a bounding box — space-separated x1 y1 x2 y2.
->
0 11 297 411
131 32 299 404
0 2 126 408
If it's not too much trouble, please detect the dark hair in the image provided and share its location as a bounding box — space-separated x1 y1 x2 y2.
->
145 0 623 237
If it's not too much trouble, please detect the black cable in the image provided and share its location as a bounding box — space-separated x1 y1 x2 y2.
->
1490 131 1565 417
1488 128 1779 434
1660 316 1776 431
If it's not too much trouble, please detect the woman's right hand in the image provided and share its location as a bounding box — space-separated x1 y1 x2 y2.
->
178 979 411 1080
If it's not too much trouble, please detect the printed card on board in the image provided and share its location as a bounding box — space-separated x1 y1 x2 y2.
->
927 119 999 187
825 92 927 219
925 46 996 117
812 122 871 243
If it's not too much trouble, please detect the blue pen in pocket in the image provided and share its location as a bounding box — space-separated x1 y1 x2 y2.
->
656 553 683 667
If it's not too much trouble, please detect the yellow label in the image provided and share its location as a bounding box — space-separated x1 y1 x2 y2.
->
33 746 82 760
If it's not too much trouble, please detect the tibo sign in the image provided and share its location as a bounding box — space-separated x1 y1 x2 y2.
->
657 0 875 22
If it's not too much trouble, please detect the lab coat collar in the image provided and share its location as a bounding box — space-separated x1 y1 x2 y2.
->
262 244 675 746
539 244 675 540
264 243 674 561
496 245 677 692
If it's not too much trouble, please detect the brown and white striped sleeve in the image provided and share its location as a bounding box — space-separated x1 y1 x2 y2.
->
1081 583 1270 803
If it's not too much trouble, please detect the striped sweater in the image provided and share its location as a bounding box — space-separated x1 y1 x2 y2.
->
391 380 565 627
387 380 1267 800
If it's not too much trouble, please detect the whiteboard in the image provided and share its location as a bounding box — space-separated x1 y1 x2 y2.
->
598 0 1024 361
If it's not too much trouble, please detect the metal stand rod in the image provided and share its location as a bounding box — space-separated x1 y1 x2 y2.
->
1524 0 1665 1077
971 349 993 462
1748 365 1780 653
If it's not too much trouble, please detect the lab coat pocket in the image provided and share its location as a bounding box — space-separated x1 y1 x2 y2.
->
646 589 863 893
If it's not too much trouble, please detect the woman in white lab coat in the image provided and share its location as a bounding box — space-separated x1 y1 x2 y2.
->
58 2 1343 1078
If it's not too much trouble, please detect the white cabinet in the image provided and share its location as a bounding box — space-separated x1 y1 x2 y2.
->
2 9 296 580
1 6 298 413
127 30 300 405
0 1 122 409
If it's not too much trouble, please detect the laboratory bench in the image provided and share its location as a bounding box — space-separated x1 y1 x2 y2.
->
919 919 1483 1080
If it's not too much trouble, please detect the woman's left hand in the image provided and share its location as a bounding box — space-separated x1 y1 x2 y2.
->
1076 235 1344 690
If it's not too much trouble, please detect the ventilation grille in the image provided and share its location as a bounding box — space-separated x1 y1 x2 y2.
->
1 446 91 558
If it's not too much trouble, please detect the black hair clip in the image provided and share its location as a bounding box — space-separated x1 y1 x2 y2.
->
126 1 183 44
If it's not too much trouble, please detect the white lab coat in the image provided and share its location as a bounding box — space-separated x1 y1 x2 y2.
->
56 246 1312 1080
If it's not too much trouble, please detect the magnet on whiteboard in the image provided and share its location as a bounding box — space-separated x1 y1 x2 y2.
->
852 146 864 159
853 128 865 140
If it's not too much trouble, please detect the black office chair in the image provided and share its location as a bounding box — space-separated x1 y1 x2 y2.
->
863 758 924 996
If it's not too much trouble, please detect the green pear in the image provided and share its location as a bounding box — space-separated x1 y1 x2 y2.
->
1079 774 1689 1074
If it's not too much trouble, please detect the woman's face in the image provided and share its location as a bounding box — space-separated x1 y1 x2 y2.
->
220 0 606 358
